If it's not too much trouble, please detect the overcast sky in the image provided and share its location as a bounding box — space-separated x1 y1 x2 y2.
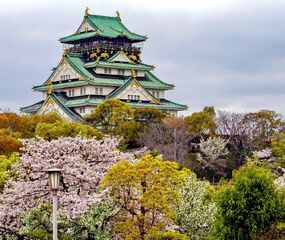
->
0 0 284 116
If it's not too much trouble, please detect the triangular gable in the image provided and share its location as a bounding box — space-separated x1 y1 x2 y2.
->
76 18 96 34
37 94 82 122
44 57 83 85
109 77 159 103
107 51 132 63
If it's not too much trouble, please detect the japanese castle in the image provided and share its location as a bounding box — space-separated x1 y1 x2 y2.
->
21 8 187 121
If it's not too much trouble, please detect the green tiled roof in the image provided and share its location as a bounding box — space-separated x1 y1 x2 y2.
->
60 32 97 43
107 77 132 98
65 97 103 107
20 101 44 114
50 93 83 122
63 95 187 111
84 61 154 71
131 100 187 111
60 15 147 43
66 53 94 79
34 72 173 92
143 72 174 89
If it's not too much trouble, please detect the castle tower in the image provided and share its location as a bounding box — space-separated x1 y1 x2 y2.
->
21 8 187 121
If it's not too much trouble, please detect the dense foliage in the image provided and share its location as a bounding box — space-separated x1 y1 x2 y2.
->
0 153 19 192
101 154 189 239
0 104 285 239
214 164 285 240
272 133 285 163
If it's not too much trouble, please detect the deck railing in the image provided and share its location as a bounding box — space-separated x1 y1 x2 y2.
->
69 42 141 53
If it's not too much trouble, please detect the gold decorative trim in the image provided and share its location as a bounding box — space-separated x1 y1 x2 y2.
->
48 83 54 95
116 10 121 21
85 7 89 17
63 48 68 56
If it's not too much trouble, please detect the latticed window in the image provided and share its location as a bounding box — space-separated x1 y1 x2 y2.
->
128 95 140 100
95 87 103 95
68 89 75 97
104 68 112 74
79 107 85 114
61 75 70 81
118 69 125 75
80 88 86 95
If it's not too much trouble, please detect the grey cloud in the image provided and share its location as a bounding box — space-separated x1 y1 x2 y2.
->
0 0 284 116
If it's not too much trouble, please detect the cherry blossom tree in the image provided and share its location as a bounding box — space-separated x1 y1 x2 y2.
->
177 173 216 240
0 136 135 236
197 137 229 183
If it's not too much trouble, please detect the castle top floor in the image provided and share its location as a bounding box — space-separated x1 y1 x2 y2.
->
59 8 147 54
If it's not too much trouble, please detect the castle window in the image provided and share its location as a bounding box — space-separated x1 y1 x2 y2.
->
128 95 140 100
61 75 70 81
79 107 85 114
104 68 112 74
84 27 88 32
118 69 125 75
68 89 75 97
80 88 86 95
95 87 103 95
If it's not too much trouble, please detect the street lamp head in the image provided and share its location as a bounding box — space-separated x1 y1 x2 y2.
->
47 168 62 191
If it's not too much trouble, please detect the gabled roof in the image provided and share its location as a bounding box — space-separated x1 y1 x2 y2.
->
37 93 83 122
43 52 93 85
60 14 147 43
107 50 132 63
65 53 94 79
108 76 159 103
84 61 154 71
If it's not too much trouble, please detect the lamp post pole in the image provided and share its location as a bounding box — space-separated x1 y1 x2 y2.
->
47 169 62 240
52 190 58 240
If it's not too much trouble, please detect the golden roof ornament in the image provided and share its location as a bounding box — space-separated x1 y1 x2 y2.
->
131 69 136 79
63 47 68 56
116 10 121 21
48 83 54 95
85 7 89 17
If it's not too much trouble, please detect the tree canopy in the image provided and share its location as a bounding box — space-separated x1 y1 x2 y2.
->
101 154 190 239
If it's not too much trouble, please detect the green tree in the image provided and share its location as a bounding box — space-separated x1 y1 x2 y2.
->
272 133 285 163
19 113 63 139
85 99 139 147
85 99 135 132
185 106 216 136
214 164 285 240
0 153 19 192
72 201 115 240
134 108 168 125
20 203 71 239
35 120 103 141
101 154 189 240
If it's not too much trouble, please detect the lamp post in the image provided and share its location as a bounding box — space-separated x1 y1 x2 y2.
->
47 168 62 240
